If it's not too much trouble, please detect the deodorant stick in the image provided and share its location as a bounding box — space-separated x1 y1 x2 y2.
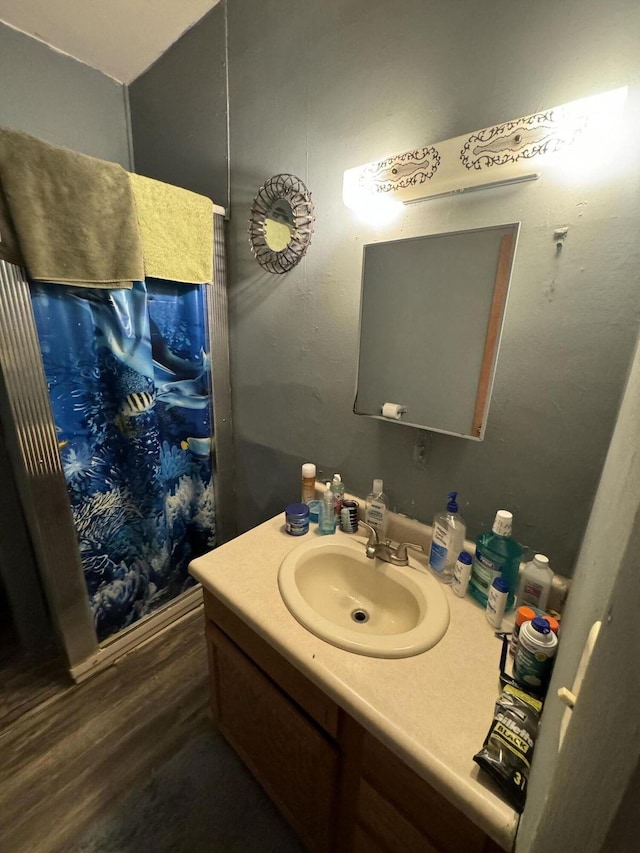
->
486 577 509 628
451 551 473 598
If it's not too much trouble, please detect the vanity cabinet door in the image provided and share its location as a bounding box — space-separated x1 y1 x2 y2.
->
207 621 339 852
358 733 504 853
357 779 439 852
203 589 339 737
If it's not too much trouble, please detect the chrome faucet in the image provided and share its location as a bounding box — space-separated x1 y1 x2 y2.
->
358 521 424 567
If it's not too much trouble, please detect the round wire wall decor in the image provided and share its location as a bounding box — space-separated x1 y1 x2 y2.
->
248 174 315 274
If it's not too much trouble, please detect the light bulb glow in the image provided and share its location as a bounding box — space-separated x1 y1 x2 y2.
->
343 172 403 225
543 87 629 186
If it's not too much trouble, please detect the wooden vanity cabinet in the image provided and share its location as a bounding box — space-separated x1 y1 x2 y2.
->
203 590 507 853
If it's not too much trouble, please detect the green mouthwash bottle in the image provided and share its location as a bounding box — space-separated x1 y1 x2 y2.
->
469 510 523 611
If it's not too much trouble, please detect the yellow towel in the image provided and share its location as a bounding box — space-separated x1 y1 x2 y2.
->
129 173 214 285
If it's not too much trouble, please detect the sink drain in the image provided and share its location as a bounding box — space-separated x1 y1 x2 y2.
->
351 608 370 624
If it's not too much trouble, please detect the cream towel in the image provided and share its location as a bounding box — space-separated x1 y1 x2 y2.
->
129 173 214 285
0 127 144 288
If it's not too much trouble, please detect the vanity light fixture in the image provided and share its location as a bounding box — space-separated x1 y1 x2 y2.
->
404 171 541 203
343 87 628 212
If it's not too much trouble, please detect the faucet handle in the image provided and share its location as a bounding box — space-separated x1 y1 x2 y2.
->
358 520 379 545
395 542 425 562
358 520 382 559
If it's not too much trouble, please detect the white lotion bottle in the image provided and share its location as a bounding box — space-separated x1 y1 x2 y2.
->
428 492 466 584
451 551 473 598
516 554 554 611
365 479 388 539
486 576 509 628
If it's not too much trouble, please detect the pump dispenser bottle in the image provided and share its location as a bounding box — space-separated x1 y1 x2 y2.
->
318 482 337 535
428 492 466 583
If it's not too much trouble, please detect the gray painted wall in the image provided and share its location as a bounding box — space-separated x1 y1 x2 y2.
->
129 4 228 206
0 23 131 168
224 0 640 576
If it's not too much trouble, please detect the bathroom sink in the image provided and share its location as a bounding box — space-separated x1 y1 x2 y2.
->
278 536 450 658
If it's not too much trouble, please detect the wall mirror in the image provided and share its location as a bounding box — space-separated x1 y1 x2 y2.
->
248 173 315 274
354 223 520 440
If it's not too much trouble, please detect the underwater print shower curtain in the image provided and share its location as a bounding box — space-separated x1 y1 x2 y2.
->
30 279 216 642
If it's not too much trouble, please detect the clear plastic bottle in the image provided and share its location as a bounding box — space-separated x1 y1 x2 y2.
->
428 492 466 584
330 473 345 518
469 510 523 610
318 482 337 535
365 479 388 539
516 554 554 611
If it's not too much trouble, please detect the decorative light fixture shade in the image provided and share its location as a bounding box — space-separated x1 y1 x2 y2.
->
343 88 627 210
248 174 315 274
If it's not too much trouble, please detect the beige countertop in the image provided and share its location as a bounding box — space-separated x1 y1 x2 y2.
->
189 507 519 851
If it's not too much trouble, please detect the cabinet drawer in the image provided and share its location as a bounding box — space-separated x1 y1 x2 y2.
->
361 734 496 853
208 621 339 852
204 589 339 737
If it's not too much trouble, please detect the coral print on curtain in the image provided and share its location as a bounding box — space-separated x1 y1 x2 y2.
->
30 279 216 642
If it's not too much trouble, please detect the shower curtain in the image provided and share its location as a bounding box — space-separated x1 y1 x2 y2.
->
30 278 215 642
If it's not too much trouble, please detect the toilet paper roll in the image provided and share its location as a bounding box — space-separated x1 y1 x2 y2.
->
381 402 405 420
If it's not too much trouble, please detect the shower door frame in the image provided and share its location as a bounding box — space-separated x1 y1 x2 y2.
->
0 207 236 681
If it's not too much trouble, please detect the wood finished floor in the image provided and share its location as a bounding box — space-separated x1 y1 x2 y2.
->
0 608 211 853
0 626 71 731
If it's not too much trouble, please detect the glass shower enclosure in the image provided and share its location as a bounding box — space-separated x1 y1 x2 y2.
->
0 211 235 680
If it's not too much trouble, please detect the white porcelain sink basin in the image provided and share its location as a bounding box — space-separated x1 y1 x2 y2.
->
278 536 450 658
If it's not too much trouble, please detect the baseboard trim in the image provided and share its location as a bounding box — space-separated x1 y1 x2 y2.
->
70 585 204 683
